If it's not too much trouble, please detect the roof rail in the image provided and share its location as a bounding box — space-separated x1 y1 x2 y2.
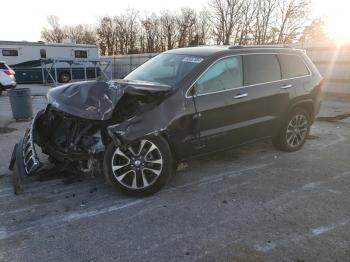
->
228 44 294 49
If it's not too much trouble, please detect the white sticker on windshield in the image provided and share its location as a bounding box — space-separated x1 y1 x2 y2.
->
182 57 204 63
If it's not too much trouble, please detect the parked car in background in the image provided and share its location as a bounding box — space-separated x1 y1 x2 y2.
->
10 45 323 196
0 61 16 95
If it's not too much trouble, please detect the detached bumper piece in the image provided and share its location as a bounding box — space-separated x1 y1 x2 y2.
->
9 116 42 194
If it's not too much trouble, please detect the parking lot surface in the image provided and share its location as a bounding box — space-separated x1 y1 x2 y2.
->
1 85 350 262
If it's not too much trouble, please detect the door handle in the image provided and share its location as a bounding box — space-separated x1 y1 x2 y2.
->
192 112 202 119
281 84 292 89
234 93 248 99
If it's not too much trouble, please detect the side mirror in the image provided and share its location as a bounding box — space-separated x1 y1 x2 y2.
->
189 84 197 97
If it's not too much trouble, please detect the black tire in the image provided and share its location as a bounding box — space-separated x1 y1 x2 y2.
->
0 89 2 96
104 136 173 197
58 72 71 83
273 108 311 152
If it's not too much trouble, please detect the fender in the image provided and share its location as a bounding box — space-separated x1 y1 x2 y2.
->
107 91 186 147
286 98 315 117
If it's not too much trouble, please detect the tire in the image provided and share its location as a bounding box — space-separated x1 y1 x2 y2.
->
104 136 173 197
58 72 71 83
273 108 310 152
0 90 2 96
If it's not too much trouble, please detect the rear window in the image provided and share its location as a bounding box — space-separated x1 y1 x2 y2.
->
278 54 310 79
74 50 87 58
2 49 18 56
243 54 281 86
0 63 7 69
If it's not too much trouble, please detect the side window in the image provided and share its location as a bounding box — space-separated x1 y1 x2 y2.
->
2 49 18 56
40 49 46 58
74 50 87 58
278 54 310 79
243 54 281 86
195 56 243 95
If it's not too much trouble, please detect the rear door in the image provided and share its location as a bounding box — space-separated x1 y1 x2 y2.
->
277 53 311 98
241 53 292 139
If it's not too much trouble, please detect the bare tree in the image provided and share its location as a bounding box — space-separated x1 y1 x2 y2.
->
209 0 244 45
276 0 310 44
300 17 328 43
177 8 197 47
44 0 313 55
252 0 276 44
126 9 140 54
41 16 65 43
97 16 117 55
236 0 257 44
142 13 161 53
160 11 178 50
42 16 96 45
196 9 211 45
113 9 140 54
64 24 96 44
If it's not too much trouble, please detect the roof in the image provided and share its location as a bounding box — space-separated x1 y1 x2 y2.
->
165 45 302 57
0 40 97 48
165 46 229 56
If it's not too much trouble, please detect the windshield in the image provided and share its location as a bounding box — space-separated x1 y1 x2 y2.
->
124 53 204 86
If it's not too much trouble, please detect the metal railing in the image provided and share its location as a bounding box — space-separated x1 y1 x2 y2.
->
41 57 113 86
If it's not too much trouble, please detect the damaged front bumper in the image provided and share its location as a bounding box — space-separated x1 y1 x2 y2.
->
9 111 43 193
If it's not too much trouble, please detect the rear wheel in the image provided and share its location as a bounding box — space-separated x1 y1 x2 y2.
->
58 72 71 83
104 137 173 197
273 108 310 152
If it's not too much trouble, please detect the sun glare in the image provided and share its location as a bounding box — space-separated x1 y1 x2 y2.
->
322 1 350 44
326 17 350 44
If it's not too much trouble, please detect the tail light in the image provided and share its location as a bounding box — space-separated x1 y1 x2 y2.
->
5 68 15 76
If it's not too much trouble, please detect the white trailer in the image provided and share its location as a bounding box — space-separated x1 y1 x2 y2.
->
0 40 103 83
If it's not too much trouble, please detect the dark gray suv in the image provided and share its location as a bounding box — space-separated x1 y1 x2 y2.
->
11 45 323 196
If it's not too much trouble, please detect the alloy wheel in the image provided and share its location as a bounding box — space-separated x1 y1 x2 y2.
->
111 139 163 189
286 114 308 148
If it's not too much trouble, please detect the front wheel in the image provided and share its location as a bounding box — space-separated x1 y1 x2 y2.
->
273 108 311 152
103 137 173 197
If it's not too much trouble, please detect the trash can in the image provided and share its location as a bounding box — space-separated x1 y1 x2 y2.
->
8 88 33 120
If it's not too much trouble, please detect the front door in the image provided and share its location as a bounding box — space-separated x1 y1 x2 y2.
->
190 55 255 153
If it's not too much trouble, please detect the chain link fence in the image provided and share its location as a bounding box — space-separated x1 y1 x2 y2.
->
107 53 158 79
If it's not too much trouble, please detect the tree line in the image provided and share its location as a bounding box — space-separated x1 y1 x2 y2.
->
42 0 316 55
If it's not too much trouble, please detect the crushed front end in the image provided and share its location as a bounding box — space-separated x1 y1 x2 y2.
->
9 106 108 193
9 80 174 194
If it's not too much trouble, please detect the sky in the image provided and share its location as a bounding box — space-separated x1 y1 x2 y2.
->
0 0 348 42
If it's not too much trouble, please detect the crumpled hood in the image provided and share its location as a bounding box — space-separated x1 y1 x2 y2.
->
46 80 172 120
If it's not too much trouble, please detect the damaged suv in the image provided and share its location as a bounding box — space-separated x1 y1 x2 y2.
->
10 46 323 196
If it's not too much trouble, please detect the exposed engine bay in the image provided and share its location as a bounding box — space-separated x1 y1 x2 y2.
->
35 107 107 174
